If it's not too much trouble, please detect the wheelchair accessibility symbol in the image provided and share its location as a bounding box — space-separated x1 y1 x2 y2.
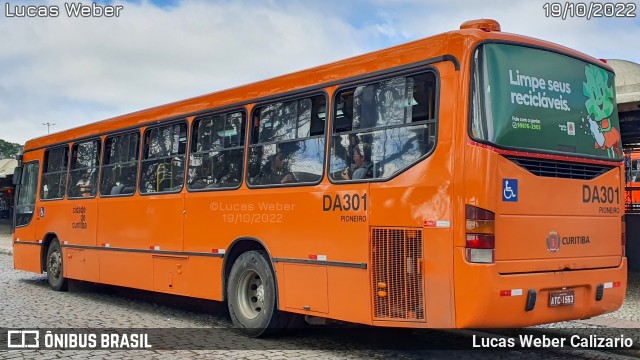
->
502 179 518 202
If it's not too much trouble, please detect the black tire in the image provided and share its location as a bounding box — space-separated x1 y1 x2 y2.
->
227 250 289 337
46 239 68 291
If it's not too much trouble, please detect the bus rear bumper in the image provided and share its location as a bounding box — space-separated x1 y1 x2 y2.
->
454 256 627 328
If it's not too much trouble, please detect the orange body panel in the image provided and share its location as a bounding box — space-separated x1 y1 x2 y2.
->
13 243 41 273
12 22 625 328
99 251 153 290
64 248 100 282
283 264 329 314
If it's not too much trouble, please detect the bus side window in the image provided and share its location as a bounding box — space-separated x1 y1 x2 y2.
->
140 122 187 194
100 132 139 196
41 146 69 200
188 111 246 191
247 94 326 186
330 71 437 182
67 139 101 199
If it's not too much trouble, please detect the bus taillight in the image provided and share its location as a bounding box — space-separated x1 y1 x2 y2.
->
465 205 495 263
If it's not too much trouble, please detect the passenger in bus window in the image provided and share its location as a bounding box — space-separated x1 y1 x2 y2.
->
341 144 372 180
76 175 92 197
252 145 296 185
346 133 360 164
270 152 296 184
110 172 128 195
333 133 361 173
190 164 212 189
215 151 242 187
110 182 125 195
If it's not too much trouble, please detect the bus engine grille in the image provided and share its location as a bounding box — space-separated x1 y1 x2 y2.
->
506 156 613 180
371 227 424 321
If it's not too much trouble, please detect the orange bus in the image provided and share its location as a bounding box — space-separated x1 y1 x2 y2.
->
625 150 640 210
12 19 626 335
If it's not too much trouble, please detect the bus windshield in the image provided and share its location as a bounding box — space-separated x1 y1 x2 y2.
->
471 43 622 161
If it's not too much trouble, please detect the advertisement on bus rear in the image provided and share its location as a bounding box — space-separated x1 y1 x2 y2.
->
480 43 622 160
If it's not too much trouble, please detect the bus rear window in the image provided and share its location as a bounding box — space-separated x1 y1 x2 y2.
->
470 43 622 160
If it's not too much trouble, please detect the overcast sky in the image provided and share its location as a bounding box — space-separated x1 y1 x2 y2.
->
1 0 638 144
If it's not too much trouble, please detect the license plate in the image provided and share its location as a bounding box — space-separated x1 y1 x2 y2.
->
549 289 575 307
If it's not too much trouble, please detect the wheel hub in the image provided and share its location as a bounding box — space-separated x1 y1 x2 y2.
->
48 251 61 279
237 269 265 320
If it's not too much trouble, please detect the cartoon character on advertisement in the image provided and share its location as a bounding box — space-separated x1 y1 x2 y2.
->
583 64 620 158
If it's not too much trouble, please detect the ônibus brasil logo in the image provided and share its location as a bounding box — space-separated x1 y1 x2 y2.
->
546 231 560 253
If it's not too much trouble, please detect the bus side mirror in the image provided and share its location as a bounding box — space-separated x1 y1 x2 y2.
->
12 166 22 186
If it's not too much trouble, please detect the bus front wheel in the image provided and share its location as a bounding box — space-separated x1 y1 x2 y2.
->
227 250 283 337
46 239 68 291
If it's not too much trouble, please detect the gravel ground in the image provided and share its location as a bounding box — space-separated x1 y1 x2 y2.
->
0 253 636 360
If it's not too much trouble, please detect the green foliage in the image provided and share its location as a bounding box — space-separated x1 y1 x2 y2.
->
583 64 615 124
0 139 22 160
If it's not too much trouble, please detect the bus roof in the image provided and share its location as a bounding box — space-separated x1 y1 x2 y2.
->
24 19 612 151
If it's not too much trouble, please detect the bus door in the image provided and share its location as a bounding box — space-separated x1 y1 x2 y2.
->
13 158 41 272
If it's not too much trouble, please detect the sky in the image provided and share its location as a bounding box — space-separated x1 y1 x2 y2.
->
0 0 638 145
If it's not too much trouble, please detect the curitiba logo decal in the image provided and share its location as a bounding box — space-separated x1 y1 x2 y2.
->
546 230 560 253
583 64 620 158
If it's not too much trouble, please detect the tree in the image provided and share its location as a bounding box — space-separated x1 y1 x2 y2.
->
0 139 23 160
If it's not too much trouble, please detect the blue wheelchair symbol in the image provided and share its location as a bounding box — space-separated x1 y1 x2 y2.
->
502 179 518 202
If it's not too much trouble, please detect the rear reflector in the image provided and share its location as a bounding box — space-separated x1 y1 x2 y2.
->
500 289 523 296
604 281 622 289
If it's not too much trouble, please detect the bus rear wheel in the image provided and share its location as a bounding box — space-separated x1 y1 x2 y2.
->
46 239 68 291
227 250 285 337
